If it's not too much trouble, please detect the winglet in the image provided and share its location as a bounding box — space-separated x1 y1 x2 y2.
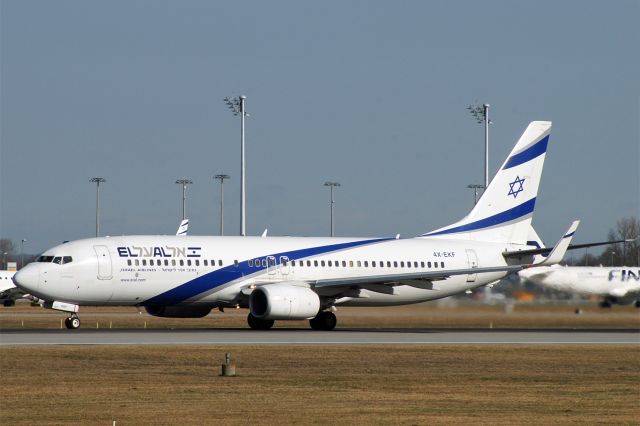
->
534 220 579 266
176 219 189 236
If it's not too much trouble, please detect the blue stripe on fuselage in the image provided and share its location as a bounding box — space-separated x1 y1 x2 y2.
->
504 135 549 169
423 198 536 237
142 237 391 306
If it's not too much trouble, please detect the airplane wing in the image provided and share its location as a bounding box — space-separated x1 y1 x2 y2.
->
609 286 640 299
312 264 526 290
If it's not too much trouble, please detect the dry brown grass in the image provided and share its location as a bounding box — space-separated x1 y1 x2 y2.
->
2 302 639 330
0 345 638 425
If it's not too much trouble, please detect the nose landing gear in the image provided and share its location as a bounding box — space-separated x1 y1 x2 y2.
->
64 314 81 329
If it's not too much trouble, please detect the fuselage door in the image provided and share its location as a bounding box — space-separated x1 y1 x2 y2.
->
465 249 478 282
93 245 113 280
280 256 290 276
266 256 277 275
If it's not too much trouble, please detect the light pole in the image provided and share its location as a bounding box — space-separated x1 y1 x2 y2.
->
2 252 6 270
467 184 484 205
224 95 248 236
20 239 26 269
324 182 341 237
611 251 616 267
175 178 193 220
90 177 106 237
467 103 491 189
214 174 230 236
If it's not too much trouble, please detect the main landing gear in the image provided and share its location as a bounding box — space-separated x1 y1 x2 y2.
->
309 311 337 331
64 314 81 329
246 311 338 331
247 313 274 330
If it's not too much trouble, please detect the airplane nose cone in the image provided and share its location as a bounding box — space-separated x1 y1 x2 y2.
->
13 266 39 293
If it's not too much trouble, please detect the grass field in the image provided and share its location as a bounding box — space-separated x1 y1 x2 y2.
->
1 345 639 425
1 301 639 330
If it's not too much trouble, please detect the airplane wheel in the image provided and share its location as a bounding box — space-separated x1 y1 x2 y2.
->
309 311 337 331
635 300 640 308
247 313 274 330
3 300 15 307
599 301 612 308
65 316 81 329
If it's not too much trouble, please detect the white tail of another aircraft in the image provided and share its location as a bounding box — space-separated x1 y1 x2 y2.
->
422 121 551 245
176 219 189 236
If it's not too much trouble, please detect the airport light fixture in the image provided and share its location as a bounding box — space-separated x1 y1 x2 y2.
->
214 174 231 236
467 103 491 189
90 177 106 237
175 178 193 221
224 95 248 236
467 184 484 205
324 181 341 237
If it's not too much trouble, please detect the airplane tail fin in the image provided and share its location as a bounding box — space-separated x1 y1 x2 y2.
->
421 121 551 245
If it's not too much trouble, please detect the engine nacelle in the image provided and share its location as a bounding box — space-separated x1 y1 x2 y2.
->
250 285 320 320
145 305 212 318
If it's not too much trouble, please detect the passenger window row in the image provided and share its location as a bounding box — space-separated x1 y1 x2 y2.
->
127 259 224 267
126 257 446 270
248 258 446 269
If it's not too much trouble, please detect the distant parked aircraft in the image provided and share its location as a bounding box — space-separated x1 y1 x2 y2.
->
518 265 640 307
0 270 22 306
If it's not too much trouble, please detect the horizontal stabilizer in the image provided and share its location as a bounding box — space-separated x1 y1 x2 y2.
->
503 238 633 259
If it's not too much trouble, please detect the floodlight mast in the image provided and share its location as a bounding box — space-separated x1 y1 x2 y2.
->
324 182 341 237
224 95 248 236
214 174 230 236
467 103 491 189
20 239 27 269
467 184 484 205
175 178 193 220
90 177 106 237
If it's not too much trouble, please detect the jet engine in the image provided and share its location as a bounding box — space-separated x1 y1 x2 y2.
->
250 284 320 320
145 305 212 318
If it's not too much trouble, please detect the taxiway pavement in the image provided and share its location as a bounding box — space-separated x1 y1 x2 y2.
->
1 328 638 346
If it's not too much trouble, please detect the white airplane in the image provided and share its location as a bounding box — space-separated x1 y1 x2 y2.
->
518 265 640 307
0 270 22 306
14 121 579 330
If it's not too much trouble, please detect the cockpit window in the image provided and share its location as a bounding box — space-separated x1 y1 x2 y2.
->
37 255 72 264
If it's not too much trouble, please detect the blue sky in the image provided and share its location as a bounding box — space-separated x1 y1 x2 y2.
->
1 0 638 254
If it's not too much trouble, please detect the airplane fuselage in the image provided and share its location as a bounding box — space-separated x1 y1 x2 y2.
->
21 235 517 309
